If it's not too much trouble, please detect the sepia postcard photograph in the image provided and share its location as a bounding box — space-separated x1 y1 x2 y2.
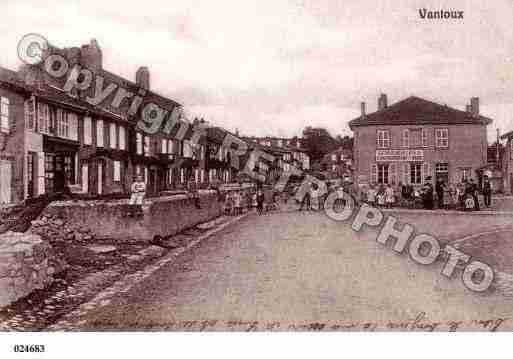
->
1 0 513 357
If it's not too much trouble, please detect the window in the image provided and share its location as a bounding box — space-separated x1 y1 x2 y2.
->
109 123 117 149
277 140 283 147
136 133 143 155
461 168 470 182
168 139 174 154
402 129 409 147
410 163 422 184
96 119 104 147
331 154 337 161
161 139 167 154
56 111 78 140
377 130 391 148
0 97 9 132
435 162 449 183
83 116 92 145
119 126 126 150
435 163 448 173
113 161 121 182
44 153 55 194
25 98 35 130
377 164 389 184
435 128 449 148
37 102 51 134
69 112 78 140
421 128 428 147
56 109 68 138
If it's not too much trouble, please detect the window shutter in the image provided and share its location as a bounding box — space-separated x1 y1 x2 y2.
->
70 113 78 141
403 163 409 184
96 119 104 147
109 123 117 149
371 164 378 184
161 139 167 154
83 116 92 145
119 126 126 150
136 133 142 154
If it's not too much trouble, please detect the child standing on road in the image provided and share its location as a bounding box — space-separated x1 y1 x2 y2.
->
385 184 395 208
224 192 233 216
376 185 386 207
129 175 146 205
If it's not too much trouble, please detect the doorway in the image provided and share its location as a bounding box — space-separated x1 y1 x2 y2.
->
435 162 449 184
44 152 76 194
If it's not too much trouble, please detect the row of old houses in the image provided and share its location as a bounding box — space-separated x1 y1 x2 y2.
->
0 39 311 205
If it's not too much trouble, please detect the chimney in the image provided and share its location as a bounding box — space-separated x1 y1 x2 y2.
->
136 66 150 90
470 97 479 117
378 93 388 111
361 102 366 118
80 39 102 73
465 104 471 113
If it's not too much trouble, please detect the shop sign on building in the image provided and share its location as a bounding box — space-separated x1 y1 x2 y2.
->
375 149 424 162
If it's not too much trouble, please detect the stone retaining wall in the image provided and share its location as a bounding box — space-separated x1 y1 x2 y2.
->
0 232 57 307
41 191 223 242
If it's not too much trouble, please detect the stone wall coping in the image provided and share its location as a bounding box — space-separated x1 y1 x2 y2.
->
47 190 219 208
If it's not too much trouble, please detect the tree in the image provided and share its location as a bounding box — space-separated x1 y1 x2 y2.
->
302 127 338 164
335 135 354 150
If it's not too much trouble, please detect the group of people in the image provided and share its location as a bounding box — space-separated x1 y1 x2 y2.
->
223 190 250 216
298 183 328 211
223 188 281 216
359 175 493 211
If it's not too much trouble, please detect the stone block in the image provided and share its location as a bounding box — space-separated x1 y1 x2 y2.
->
0 231 62 308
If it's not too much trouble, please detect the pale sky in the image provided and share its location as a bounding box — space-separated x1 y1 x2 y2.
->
2 0 513 141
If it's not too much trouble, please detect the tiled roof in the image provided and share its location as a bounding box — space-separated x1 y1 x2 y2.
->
349 96 493 129
34 85 130 124
100 69 181 112
0 66 30 92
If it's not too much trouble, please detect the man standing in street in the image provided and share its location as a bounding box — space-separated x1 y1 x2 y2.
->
435 178 445 209
468 178 480 211
256 188 265 215
422 177 434 210
483 175 492 208
299 185 311 211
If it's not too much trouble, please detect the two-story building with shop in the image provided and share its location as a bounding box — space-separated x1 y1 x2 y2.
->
349 94 491 188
